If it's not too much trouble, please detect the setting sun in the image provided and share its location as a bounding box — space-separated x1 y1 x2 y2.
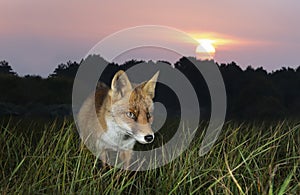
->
195 39 216 60
196 39 216 53
189 32 242 60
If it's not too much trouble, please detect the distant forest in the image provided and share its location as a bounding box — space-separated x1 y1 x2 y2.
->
0 55 300 120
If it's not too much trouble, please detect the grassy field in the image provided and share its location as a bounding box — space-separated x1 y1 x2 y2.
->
0 118 299 194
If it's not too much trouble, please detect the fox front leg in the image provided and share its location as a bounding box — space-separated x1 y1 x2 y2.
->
99 149 107 167
120 150 132 169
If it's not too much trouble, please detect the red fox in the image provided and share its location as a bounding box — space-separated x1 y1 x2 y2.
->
77 70 159 168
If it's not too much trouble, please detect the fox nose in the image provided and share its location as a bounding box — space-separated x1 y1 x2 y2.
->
144 134 154 143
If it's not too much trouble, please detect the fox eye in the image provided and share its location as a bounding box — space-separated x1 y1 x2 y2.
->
126 112 136 120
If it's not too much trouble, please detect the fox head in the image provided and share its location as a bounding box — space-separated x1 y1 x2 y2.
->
109 70 159 144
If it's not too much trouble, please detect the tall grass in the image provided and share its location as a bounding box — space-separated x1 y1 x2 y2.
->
0 119 299 194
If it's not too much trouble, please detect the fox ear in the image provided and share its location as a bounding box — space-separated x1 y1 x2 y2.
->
111 70 132 98
143 71 159 99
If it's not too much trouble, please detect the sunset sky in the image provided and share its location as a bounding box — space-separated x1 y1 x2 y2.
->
1 0 300 76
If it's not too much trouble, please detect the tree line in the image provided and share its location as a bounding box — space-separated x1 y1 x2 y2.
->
0 56 299 120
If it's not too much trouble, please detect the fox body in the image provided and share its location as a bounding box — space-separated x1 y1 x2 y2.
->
77 70 159 168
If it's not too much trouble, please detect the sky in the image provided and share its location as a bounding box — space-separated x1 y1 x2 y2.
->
0 0 300 77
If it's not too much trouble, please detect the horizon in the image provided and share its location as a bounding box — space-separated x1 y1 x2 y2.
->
1 1 300 77
2 55 300 78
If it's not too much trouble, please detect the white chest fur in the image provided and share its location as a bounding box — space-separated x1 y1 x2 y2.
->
97 121 136 151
